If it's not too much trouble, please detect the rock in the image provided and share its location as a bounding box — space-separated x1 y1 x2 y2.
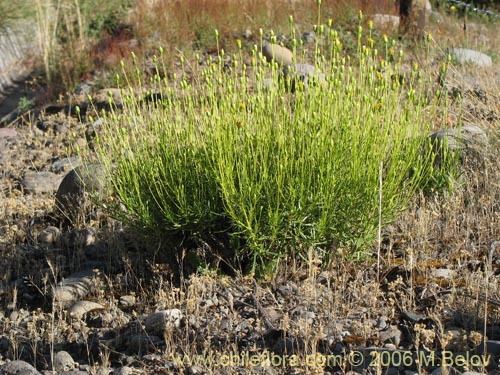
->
37 226 60 244
476 340 500 356
58 371 88 375
94 88 123 106
22 171 62 194
53 351 75 372
371 14 400 30
144 309 183 336
431 268 455 279
243 28 252 39
262 42 293 66
119 295 136 309
302 31 315 44
52 156 81 173
0 360 42 375
62 227 97 248
113 367 132 375
55 164 106 220
52 269 97 306
0 128 17 139
429 125 488 165
73 137 87 151
127 334 161 353
431 367 461 375
283 63 326 92
451 48 492 67
429 11 443 23
379 325 402 347
185 365 205 375
68 301 105 319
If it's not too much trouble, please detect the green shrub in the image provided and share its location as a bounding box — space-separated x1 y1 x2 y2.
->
89 18 453 272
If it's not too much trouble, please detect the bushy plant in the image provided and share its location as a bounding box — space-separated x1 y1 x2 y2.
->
88 14 453 272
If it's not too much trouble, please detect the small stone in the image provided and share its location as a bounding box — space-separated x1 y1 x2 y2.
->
94 88 123 106
127 334 161 353
52 156 81 173
73 137 87 150
262 42 293 66
431 268 455 279
186 365 205 375
302 31 316 44
144 309 183 336
37 226 60 244
243 28 252 39
0 360 42 375
22 171 62 194
371 14 400 30
379 325 402 347
113 366 132 375
52 269 95 306
68 301 105 319
53 351 75 372
377 316 389 330
451 48 492 67
55 164 106 220
119 295 136 308
283 63 326 92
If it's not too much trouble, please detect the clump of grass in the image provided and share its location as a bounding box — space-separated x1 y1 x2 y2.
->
88 12 453 272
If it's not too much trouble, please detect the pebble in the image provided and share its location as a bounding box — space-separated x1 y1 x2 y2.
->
119 295 136 309
431 268 455 279
113 366 132 375
22 171 62 194
94 88 123 106
185 365 205 375
68 301 105 319
52 156 81 173
262 42 294 66
53 350 75 372
127 334 161 353
73 137 87 150
37 226 60 244
379 325 402 347
283 63 326 91
144 309 183 335
371 14 400 29
55 164 106 218
302 31 315 44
